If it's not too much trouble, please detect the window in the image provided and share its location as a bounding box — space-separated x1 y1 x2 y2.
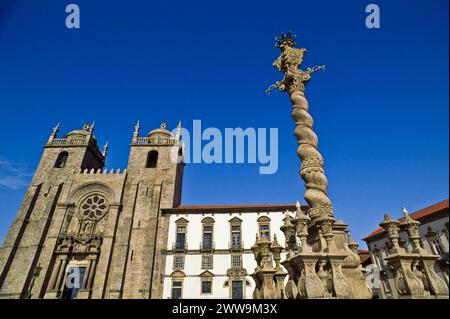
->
231 225 241 249
202 225 213 250
201 281 212 294
61 267 86 299
426 227 446 258
201 217 215 250
171 281 183 299
259 225 270 240
146 150 158 168
202 255 213 269
175 226 186 250
174 255 184 270
258 216 271 241
231 280 243 299
432 239 445 256
231 254 242 268
55 151 69 168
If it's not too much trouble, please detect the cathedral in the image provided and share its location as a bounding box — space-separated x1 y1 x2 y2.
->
0 121 184 299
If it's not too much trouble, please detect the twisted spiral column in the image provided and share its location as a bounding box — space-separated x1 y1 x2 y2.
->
289 89 333 221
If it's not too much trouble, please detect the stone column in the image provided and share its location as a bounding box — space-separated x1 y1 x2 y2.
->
90 203 121 298
267 33 330 222
55 257 68 293
47 257 62 291
291 89 333 221
87 258 97 289
82 258 93 290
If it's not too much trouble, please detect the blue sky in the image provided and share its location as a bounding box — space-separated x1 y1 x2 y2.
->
0 0 448 247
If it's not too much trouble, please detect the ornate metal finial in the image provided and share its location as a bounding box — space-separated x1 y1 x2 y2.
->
265 31 326 95
274 31 297 49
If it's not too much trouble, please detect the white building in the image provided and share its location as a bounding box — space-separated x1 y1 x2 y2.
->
160 204 298 299
363 199 449 298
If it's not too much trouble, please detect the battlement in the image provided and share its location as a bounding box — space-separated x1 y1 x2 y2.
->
47 137 88 146
132 137 178 146
75 168 127 175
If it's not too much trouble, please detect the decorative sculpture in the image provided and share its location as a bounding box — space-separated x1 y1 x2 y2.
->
251 234 287 299
379 209 449 298
252 32 373 299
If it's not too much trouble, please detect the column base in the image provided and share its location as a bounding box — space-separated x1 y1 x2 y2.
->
43 290 59 299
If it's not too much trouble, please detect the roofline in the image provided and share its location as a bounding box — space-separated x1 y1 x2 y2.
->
363 199 449 242
162 204 307 214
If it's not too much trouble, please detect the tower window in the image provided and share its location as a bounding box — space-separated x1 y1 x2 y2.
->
146 150 158 168
55 151 69 168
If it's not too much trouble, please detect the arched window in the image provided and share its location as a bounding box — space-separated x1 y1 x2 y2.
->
257 216 271 241
170 271 185 299
146 150 158 168
55 151 69 168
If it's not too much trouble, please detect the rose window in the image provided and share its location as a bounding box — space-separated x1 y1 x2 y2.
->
79 195 108 220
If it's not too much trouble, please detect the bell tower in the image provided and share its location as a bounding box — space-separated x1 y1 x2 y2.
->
106 121 184 299
0 123 107 298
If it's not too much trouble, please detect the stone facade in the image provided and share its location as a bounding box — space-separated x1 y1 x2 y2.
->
160 204 299 299
364 200 449 298
0 122 184 299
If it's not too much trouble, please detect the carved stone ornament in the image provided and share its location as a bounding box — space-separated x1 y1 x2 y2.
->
78 194 109 221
